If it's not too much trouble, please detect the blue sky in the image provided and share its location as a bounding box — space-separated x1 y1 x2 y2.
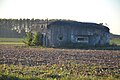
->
0 0 120 34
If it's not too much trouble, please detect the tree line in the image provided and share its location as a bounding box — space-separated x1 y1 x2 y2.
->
0 18 74 38
0 18 49 32
0 18 51 38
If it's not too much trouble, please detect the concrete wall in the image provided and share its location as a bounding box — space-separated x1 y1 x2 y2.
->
47 25 71 47
47 24 110 47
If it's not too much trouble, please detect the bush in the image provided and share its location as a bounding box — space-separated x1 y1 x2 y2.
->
32 32 40 46
23 32 33 46
23 32 42 46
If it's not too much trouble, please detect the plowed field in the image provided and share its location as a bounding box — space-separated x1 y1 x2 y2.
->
0 44 120 66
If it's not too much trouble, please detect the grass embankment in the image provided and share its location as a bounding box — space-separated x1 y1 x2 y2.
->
0 38 24 44
0 38 120 50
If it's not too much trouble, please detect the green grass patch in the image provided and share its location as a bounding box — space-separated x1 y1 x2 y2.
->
0 38 24 42
110 38 120 45
0 63 119 80
0 42 24 44
0 38 24 44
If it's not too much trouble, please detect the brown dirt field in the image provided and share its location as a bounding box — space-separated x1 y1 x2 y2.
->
0 44 120 66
